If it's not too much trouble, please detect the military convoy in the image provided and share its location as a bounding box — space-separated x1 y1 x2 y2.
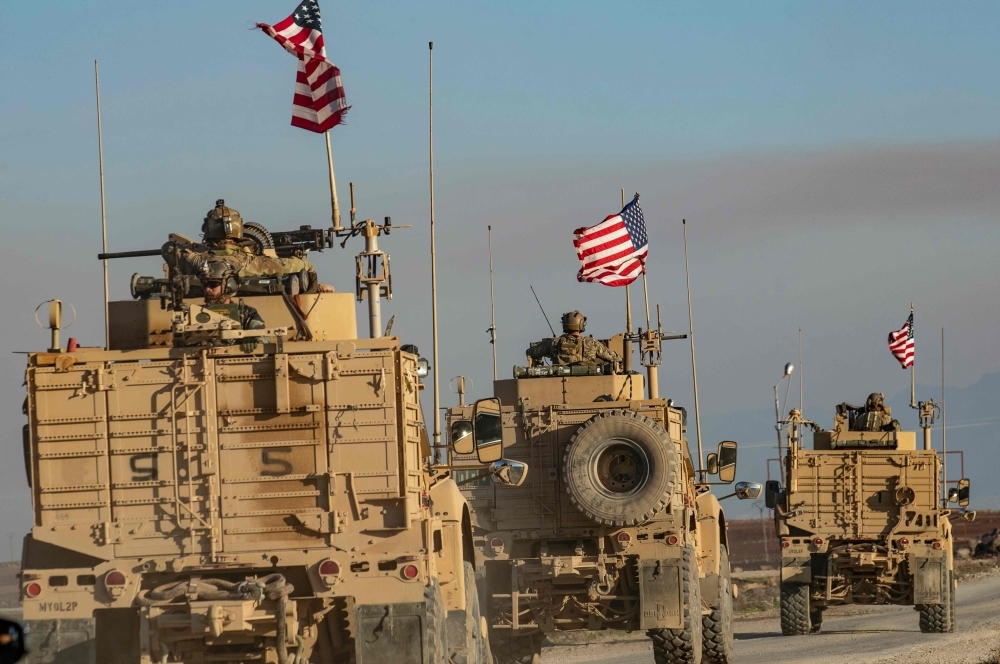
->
767 394 974 636
18 207 489 663
446 315 762 664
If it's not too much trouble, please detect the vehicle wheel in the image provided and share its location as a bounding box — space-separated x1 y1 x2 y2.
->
918 566 952 634
702 547 733 663
490 633 542 664
563 410 678 527
648 545 703 664
779 583 811 636
424 580 447 664
447 562 488 664
809 609 822 634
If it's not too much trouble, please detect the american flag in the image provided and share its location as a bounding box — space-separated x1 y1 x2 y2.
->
257 1 350 133
888 312 915 368
574 196 649 287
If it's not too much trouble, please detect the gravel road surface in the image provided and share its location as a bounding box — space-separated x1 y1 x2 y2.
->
542 574 1000 664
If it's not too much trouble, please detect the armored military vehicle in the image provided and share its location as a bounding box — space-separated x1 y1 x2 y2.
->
446 323 760 664
766 396 974 636
19 215 488 663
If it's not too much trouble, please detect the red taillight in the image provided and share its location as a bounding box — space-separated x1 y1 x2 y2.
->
104 571 126 587
319 560 340 577
25 582 41 598
932 540 942 550
666 535 679 546
781 539 791 549
813 538 823 546
490 538 504 549
617 532 632 545
401 564 420 580
899 537 909 548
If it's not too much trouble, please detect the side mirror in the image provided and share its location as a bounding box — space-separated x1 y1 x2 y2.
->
717 441 737 484
490 459 528 487
764 480 781 509
735 481 762 500
450 420 474 456
706 453 719 475
957 478 971 508
961 510 977 522
472 398 504 464
0 618 26 664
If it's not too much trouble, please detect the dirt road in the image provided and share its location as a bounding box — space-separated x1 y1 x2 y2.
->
542 574 1000 664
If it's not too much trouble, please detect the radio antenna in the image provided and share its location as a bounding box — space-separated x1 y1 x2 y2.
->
683 219 704 473
488 225 498 380
530 286 556 337
428 41 442 451
95 60 110 350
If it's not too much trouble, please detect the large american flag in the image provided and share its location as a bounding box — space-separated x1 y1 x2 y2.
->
257 1 350 133
888 312 915 368
574 196 649 286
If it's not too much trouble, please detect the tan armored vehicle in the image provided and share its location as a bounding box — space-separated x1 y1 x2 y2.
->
19 212 488 663
767 390 974 636
446 319 760 664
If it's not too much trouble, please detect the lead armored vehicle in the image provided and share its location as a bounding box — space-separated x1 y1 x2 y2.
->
447 321 760 664
767 395 974 636
19 213 488 663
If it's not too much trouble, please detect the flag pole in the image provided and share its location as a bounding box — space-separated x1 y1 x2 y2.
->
683 219 704 473
622 188 633 373
909 302 916 408
95 60 110 350
428 41 442 452
325 131 342 230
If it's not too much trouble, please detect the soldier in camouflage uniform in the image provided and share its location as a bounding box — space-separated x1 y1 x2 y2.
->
525 311 622 367
199 259 269 353
162 199 334 292
849 393 901 432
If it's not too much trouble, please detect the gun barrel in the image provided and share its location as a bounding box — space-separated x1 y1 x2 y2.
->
98 249 163 260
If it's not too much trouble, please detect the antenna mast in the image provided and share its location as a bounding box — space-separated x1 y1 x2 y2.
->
325 131 343 231
942 327 947 507
530 286 556 336
683 219 704 473
95 61 109 350
488 225 498 381
799 326 803 412
428 42 442 450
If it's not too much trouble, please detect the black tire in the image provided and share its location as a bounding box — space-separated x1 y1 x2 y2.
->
809 609 822 634
702 547 733 663
918 565 952 634
648 546 703 664
447 562 489 664
562 410 678 526
424 580 447 664
779 583 811 636
490 634 542 664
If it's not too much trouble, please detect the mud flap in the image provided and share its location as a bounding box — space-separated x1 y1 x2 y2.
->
355 602 428 664
781 556 812 584
913 557 945 605
638 559 682 630
23 618 95 664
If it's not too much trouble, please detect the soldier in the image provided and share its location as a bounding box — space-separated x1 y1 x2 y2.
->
164 199 334 292
850 392 901 432
199 259 269 353
525 311 622 367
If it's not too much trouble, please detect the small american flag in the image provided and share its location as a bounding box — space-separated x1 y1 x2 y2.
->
888 312 915 368
257 1 350 133
574 195 649 287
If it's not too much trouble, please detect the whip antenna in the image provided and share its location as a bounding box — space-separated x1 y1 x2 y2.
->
95 60 109 350
428 42 442 451
530 286 556 337
683 219 704 473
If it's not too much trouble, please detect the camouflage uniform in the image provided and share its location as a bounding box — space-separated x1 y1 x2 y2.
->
162 241 320 284
526 334 621 367
850 393 900 432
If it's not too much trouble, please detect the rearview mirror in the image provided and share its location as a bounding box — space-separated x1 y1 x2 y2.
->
717 441 737 484
706 453 719 475
0 618 26 664
735 481 762 500
472 398 504 464
490 459 528 487
450 420 474 456
961 510 977 522
957 478 970 508
764 480 781 509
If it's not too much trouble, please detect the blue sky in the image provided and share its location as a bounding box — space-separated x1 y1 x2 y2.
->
2 1 999 530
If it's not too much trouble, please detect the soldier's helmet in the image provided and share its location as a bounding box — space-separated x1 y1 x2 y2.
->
202 199 244 242
561 311 586 333
198 259 239 303
866 392 885 410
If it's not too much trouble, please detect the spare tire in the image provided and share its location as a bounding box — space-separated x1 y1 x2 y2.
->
562 409 678 526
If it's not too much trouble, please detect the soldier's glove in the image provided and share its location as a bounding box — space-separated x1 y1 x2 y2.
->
240 338 259 354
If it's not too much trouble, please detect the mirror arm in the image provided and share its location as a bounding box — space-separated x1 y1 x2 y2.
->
455 470 493 487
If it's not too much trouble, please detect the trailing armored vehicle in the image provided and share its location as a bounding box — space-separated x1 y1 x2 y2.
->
19 212 488 663
447 322 760 664
767 393 974 636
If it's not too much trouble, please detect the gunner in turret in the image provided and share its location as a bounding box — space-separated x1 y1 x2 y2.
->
199 259 269 353
849 393 901 432
525 311 621 367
